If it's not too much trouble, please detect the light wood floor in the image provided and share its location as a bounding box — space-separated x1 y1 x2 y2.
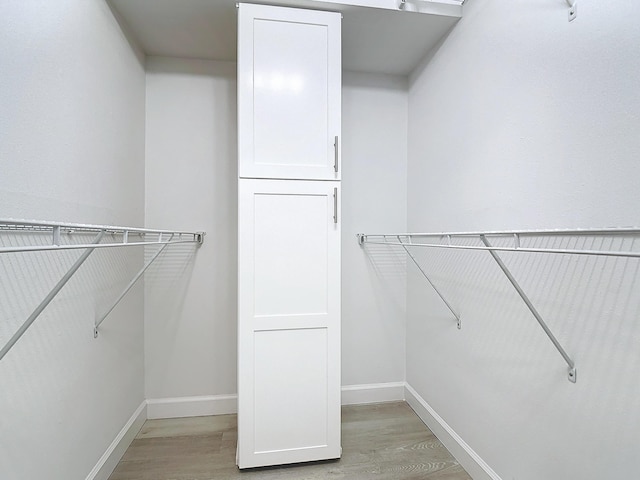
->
109 401 471 480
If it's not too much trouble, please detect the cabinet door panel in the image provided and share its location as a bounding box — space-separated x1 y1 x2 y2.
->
238 4 341 180
253 19 328 170
254 328 328 453
253 192 328 317
238 179 341 468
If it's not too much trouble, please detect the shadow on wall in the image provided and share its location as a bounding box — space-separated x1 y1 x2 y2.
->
143 243 198 333
362 242 407 311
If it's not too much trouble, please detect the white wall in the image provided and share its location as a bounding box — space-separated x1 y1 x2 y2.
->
342 72 408 388
144 57 238 402
143 65 409 406
406 1 640 479
0 1 146 479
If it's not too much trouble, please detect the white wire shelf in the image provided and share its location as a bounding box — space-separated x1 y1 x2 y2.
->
0 218 204 254
0 218 205 362
357 227 640 383
358 227 640 259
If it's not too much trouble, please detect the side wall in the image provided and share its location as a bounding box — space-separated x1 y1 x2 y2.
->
0 1 146 479
342 72 408 392
406 1 640 479
144 62 408 410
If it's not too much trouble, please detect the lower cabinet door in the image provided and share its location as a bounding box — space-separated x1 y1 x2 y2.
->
237 178 341 468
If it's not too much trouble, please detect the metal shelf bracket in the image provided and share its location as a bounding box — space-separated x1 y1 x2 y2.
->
566 0 577 22
94 233 175 338
358 233 461 329
480 235 577 383
0 231 105 362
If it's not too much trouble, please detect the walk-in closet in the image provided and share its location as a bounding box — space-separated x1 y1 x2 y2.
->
2 1 639 479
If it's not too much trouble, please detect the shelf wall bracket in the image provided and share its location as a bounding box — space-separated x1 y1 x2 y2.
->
566 0 577 21
480 235 577 383
0 230 106 362
357 234 460 329
397 236 461 329
94 233 174 338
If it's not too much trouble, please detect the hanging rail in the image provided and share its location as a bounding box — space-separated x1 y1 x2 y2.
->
357 227 640 383
0 219 205 361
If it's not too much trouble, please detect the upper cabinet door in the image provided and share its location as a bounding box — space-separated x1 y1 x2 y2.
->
238 3 341 180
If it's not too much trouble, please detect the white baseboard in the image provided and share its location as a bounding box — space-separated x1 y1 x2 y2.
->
85 400 147 480
341 382 405 405
86 385 495 480
147 394 238 419
404 384 502 480
145 383 405 420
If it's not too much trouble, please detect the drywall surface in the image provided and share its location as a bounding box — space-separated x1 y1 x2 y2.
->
0 1 146 479
342 72 408 386
144 57 238 400
406 1 640 479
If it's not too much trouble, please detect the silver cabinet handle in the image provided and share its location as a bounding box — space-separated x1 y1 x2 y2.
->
333 187 338 224
334 136 339 173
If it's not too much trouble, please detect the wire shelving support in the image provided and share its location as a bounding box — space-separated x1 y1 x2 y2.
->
358 227 640 383
396 235 461 329
0 219 205 361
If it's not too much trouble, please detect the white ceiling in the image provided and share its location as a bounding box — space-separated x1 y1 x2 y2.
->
109 0 462 76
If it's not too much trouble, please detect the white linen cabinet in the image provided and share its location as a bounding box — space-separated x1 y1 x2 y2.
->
237 3 342 469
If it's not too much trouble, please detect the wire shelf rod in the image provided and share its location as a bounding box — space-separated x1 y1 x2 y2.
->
0 218 199 236
360 227 640 238
358 238 640 259
0 219 204 254
0 238 202 255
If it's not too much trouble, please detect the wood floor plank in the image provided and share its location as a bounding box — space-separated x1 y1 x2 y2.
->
108 401 472 480
138 416 236 440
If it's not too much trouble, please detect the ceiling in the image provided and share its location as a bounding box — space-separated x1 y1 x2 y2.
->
109 0 462 76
